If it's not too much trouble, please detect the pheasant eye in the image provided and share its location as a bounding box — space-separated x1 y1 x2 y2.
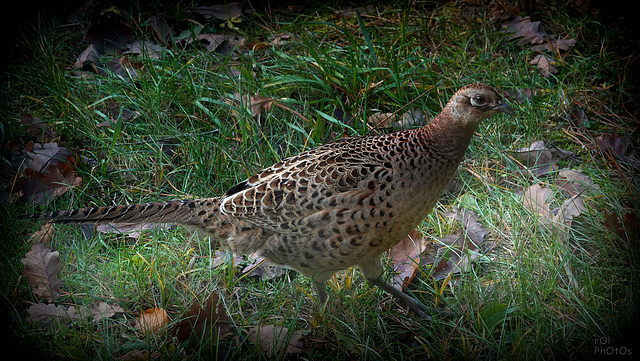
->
471 95 486 106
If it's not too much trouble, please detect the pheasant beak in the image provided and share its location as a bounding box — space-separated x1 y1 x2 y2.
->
494 101 515 116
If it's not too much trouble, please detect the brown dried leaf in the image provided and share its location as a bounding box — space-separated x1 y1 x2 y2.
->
230 93 276 118
18 156 82 206
555 195 586 231
27 222 55 245
248 325 303 356
502 88 537 104
179 33 245 54
530 53 557 77
248 95 275 117
443 207 490 245
122 40 166 59
369 109 428 129
529 38 576 53
367 112 397 128
27 301 124 330
173 291 233 342
522 184 554 225
388 230 425 291
74 44 100 68
209 250 241 269
26 303 69 328
22 142 72 174
604 212 639 248
420 207 488 280
513 140 558 177
521 184 586 234
21 243 62 302
21 113 56 143
135 307 169 334
556 169 600 197
595 133 639 167
502 16 545 45
242 254 286 280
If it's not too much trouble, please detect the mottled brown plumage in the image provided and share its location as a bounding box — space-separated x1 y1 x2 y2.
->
22 83 514 318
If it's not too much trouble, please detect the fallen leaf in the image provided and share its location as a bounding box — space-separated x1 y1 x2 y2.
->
173 291 233 342
122 40 167 59
513 140 558 177
96 222 174 238
443 207 490 245
247 94 275 117
502 16 545 45
27 301 122 328
27 222 54 245
567 108 591 129
388 230 426 290
178 33 245 55
521 184 586 234
209 250 241 269
248 325 303 356
22 141 72 174
242 255 286 280
595 133 639 167
603 212 639 248
267 34 291 46
74 44 101 68
21 113 56 143
18 155 82 206
522 184 554 225
135 307 169 334
368 109 428 129
21 243 62 302
529 38 576 53
556 169 600 197
227 93 276 119
530 53 557 77
367 112 397 128
84 301 125 322
502 88 537 104
421 207 488 280
56 301 125 324
555 194 586 230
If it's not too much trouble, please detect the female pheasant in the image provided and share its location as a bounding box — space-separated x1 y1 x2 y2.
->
22 83 514 318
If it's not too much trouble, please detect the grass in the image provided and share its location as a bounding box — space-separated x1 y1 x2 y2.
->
2 0 638 359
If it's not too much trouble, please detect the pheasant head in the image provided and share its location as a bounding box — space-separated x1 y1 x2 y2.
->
446 83 514 128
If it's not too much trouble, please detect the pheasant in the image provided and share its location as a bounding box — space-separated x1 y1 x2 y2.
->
21 83 514 318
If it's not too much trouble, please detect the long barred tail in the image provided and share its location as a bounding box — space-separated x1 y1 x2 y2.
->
19 198 221 226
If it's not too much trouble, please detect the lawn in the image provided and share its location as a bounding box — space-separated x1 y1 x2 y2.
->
1 0 638 360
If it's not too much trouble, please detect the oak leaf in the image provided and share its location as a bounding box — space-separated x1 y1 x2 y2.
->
388 230 426 291
21 243 62 302
135 307 169 334
421 207 489 280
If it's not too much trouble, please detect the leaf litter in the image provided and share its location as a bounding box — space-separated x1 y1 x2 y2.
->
390 207 490 288
27 302 125 329
501 16 576 77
